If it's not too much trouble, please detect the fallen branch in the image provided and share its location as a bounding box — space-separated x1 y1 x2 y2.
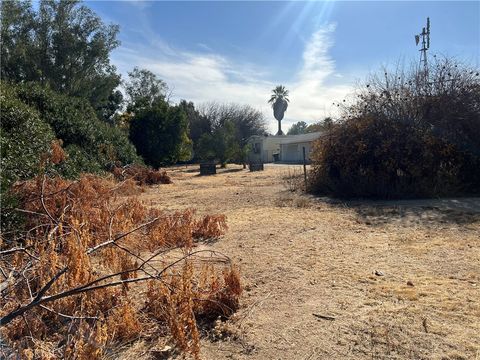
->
312 313 335 321
0 249 230 326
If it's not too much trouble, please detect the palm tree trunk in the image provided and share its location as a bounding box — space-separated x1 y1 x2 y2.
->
277 120 283 136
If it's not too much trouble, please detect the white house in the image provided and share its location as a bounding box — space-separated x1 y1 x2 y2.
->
248 132 322 164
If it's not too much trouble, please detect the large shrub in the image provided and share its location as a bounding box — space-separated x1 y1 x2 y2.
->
310 116 479 198
0 84 55 230
309 58 480 198
0 85 55 190
10 82 140 176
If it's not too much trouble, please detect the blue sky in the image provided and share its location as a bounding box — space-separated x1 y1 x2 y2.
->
88 1 479 132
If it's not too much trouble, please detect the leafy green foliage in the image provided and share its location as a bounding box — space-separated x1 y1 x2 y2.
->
6 82 140 177
0 0 122 121
0 83 55 231
0 83 55 191
196 121 240 166
179 100 211 160
125 67 168 112
269 85 289 129
310 58 480 198
129 99 192 167
287 121 308 135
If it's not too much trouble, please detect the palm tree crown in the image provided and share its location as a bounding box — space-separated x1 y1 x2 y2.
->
268 85 289 135
268 85 290 105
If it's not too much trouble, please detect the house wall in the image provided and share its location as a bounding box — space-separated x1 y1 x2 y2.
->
248 132 322 164
248 136 282 163
280 141 314 163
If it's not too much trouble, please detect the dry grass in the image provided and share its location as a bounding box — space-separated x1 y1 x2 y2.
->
138 164 480 359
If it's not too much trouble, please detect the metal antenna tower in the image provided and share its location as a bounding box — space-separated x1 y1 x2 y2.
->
415 17 430 77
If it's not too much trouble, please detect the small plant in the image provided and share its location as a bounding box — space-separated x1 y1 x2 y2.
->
283 167 304 192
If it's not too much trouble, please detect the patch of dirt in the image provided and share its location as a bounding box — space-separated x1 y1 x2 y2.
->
138 164 480 359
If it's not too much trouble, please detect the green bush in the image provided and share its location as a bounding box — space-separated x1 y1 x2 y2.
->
0 83 55 191
11 82 141 174
0 83 55 231
309 58 480 199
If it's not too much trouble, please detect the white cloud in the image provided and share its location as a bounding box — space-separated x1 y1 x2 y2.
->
112 23 354 133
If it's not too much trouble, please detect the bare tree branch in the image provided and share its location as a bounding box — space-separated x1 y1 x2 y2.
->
86 216 161 255
0 250 230 326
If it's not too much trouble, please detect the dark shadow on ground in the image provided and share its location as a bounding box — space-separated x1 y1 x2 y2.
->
322 197 480 226
184 167 200 173
193 168 246 177
220 168 245 174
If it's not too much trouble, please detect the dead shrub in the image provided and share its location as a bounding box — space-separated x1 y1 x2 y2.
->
112 164 172 186
310 57 480 199
0 174 238 359
193 214 228 240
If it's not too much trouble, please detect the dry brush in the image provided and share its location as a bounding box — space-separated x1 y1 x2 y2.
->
0 171 240 359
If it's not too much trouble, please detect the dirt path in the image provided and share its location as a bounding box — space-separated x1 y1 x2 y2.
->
139 164 480 360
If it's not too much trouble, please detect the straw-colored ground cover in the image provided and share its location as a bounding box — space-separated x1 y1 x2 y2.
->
124 164 479 360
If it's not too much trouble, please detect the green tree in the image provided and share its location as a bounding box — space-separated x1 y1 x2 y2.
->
305 117 333 133
287 121 308 135
129 99 191 167
102 90 124 124
0 0 37 83
196 102 265 165
178 100 211 160
196 120 238 167
125 67 167 112
0 0 122 121
199 103 265 144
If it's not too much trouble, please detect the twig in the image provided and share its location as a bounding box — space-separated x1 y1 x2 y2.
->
86 216 161 255
0 247 39 261
237 292 272 327
312 313 336 321
33 267 68 302
39 305 99 321
41 175 57 224
13 208 50 217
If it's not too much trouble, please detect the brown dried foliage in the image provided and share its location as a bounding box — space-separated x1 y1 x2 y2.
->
112 164 172 186
0 173 240 359
40 140 68 168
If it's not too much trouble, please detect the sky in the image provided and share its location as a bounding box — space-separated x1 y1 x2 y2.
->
87 1 480 133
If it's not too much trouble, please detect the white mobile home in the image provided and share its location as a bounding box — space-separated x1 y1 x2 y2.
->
248 132 322 164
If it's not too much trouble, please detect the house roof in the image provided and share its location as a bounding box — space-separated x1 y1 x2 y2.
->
248 131 323 147
275 132 323 144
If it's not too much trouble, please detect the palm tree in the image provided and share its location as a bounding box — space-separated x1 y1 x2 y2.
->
268 85 289 135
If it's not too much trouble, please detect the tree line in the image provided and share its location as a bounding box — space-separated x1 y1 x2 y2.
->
0 0 267 194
